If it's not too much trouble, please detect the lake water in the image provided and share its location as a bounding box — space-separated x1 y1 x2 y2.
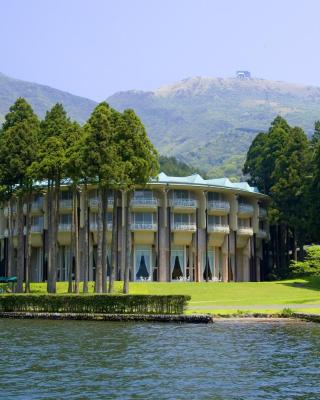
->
0 319 320 399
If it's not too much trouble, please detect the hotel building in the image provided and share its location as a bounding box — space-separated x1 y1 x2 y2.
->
0 173 269 283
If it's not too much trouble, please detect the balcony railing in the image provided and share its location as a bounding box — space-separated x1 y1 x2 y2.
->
207 200 230 212
58 223 72 232
172 222 196 231
89 198 114 208
131 223 157 231
31 225 43 233
170 198 198 208
59 199 73 209
238 226 253 236
238 204 254 214
131 197 159 206
90 222 113 231
207 224 230 234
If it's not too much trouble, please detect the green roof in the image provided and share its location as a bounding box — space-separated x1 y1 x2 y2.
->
153 172 261 195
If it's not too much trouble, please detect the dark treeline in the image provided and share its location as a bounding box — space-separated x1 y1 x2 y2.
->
0 98 159 294
159 155 206 177
243 116 320 279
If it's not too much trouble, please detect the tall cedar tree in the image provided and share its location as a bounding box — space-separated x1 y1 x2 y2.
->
83 102 120 293
116 109 159 294
29 104 71 293
0 98 40 291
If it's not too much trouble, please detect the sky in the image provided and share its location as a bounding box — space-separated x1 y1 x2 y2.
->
1 0 320 101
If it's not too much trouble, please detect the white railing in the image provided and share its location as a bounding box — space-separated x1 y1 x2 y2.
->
170 199 198 208
238 204 254 214
58 223 72 232
131 197 159 206
207 224 230 234
90 222 113 231
238 226 253 236
207 200 230 212
259 207 267 218
172 223 197 231
89 198 114 208
131 223 157 231
31 225 43 233
59 199 73 209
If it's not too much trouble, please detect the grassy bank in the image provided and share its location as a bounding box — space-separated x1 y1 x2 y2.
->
25 277 320 315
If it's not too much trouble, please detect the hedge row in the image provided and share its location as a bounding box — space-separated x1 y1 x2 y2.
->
0 294 191 315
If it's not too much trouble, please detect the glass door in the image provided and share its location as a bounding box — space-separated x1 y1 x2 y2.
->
171 246 185 280
135 245 152 281
203 250 215 281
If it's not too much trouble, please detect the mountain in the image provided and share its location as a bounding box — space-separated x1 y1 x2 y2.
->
0 72 96 124
2 72 320 179
107 76 320 178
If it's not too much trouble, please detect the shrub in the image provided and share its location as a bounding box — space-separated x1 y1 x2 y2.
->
281 307 294 317
290 245 320 277
0 294 191 315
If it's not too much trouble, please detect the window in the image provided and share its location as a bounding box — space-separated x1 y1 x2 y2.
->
171 246 185 280
208 192 221 201
133 212 153 225
59 214 72 224
203 250 215 280
60 191 72 200
238 218 250 228
174 213 190 225
135 245 152 281
134 190 153 199
208 215 227 225
174 190 189 200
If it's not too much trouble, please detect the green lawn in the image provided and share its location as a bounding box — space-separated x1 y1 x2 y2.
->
27 277 320 315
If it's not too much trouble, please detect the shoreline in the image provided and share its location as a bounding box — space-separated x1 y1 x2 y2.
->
1 312 320 324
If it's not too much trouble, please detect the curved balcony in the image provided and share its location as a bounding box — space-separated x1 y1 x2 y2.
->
237 226 253 236
58 223 72 232
131 223 157 231
23 200 44 215
90 222 113 231
169 198 198 211
89 198 114 209
131 197 159 211
238 203 254 217
172 222 196 232
207 224 230 234
207 200 230 215
31 225 43 233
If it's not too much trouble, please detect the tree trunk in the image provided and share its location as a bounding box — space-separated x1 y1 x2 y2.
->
7 197 15 277
47 181 53 293
25 194 32 293
95 187 103 293
16 195 24 292
82 184 89 293
123 191 131 294
101 188 108 293
292 228 297 261
68 187 75 293
74 188 80 293
109 190 118 293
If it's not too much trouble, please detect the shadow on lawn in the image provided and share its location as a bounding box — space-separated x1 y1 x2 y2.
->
275 276 320 297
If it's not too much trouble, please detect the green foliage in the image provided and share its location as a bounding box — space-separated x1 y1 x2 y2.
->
281 307 295 317
291 246 320 277
0 294 190 315
159 156 199 176
0 98 40 190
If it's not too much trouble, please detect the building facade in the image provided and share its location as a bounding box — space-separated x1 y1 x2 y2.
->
0 173 269 283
